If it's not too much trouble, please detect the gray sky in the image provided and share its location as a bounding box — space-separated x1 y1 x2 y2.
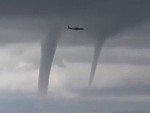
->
0 0 150 113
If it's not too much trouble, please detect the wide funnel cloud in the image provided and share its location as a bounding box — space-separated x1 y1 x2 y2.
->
38 26 62 96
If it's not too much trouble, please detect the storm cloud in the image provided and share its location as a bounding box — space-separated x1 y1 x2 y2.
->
0 0 150 45
0 0 150 113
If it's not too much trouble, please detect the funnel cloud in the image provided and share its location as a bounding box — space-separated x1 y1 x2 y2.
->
89 39 105 86
38 27 61 95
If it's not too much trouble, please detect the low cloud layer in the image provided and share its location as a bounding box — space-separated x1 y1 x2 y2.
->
0 42 150 112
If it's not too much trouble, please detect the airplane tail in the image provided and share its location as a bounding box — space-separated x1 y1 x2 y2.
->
67 25 71 29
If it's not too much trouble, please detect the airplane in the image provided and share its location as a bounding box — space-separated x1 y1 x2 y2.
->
67 25 84 30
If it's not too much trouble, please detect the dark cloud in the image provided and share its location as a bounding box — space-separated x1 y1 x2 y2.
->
0 0 95 16
0 0 149 17
0 1 150 45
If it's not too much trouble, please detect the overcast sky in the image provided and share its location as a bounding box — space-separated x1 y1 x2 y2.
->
0 0 150 113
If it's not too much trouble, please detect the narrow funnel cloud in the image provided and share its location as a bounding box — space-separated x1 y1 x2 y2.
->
38 27 61 96
89 39 104 86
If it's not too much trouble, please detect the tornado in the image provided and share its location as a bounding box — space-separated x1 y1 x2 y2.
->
89 39 104 86
38 27 61 96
